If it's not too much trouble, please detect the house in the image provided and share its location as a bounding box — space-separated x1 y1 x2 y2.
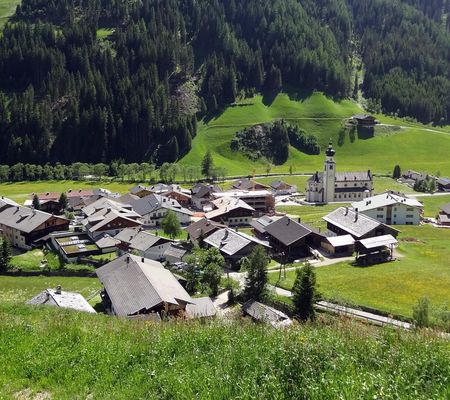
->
184 218 227 245
400 170 429 186
203 228 270 267
163 244 189 264
115 228 172 261
27 286 96 313
82 208 142 240
211 190 275 214
82 197 136 217
162 189 191 206
323 207 399 240
191 184 222 210
96 254 193 318
351 114 377 126
437 203 450 226
250 215 283 238
355 234 398 265
262 216 323 261
205 197 255 226
242 300 292 328
132 194 192 227
50 232 101 262
437 177 450 192
186 297 217 319
320 235 355 256
130 185 153 198
269 180 297 195
351 192 423 225
231 179 269 191
95 234 121 254
306 141 373 204
0 203 69 249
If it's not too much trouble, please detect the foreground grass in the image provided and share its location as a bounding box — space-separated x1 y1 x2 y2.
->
0 305 448 399
180 93 450 176
270 226 450 323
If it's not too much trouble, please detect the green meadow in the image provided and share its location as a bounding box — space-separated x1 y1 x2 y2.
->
180 93 450 176
0 303 448 399
270 226 450 324
419 194 450 217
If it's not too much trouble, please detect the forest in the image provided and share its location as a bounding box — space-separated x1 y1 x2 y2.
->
0 0 450 165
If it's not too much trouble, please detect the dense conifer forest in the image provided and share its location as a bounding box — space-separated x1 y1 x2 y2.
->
1 0 450 165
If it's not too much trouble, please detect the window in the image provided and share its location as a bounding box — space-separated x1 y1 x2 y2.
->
377 208 384 211
377 214 383 218
406 214 414 218
406 207 414 211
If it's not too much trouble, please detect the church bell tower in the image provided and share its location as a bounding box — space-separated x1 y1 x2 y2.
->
323 140 336 203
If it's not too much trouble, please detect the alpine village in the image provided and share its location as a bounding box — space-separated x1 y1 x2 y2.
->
0 0 449 399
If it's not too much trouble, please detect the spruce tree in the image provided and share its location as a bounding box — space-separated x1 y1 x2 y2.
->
58 192 68 211
292 263 316 321
0 239 12 272
32 194 40 210
393 165 401 179
243 245 269 301
201 150 214 179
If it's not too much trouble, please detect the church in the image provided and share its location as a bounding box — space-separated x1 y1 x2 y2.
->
305 141 373 204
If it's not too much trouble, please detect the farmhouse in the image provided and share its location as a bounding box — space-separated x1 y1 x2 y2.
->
306 141 373 204
185 218 227 245
191 184 222 210
437 203 450 226
206 197 255 226
437 177 450 192
115 228 172 261
211 190 275 214
351 114 377 126
262 216 323 261
132 194 192 227
231 179 269 191
162 189 191 206
323 207 399 239
27 286 96 314
269 180 297 195
0 202 69 249
250 215 284 238
96 254 193 318
203 228 270 267
351 192 423 225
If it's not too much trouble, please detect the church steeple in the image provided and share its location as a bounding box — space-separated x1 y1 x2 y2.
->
325 139 335 158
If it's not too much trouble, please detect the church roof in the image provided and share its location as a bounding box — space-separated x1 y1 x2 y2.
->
335 171 372 182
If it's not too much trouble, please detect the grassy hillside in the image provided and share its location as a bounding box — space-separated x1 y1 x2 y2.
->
0 0 19 29
180 93 450 176
0 304 448 399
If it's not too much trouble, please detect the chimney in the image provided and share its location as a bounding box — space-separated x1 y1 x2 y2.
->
141 257 145 263
126 256 130 265
55 285 62 294
286 218 290 225
345 207 349 216
354 208 359 222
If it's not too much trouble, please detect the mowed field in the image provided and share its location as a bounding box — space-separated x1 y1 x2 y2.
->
269 225 450 322
179 93 450 176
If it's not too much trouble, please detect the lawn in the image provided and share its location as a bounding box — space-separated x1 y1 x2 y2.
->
269 225 450 324
151 228 189 241
179 92 450 176
0 275 101 305
0 0 20 29
419 194 450 217
11 249 94 272
0 180 136 205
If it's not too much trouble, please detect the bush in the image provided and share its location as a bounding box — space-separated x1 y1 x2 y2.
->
413 296 429 328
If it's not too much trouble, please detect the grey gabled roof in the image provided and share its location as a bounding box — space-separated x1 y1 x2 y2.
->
323 207 398 238
130 185 151 195
27 289 96 313
114 228 170 251
184 218 226 241
358 234 398 250
186 297 217 318
96 254 192 316
335 171 372 182
192 184 221 198
132 194 192 216
439 203 450 215
0 205 67 233
264 216 312 246
204 228 269 256
242 300 289 323
163 244 188 259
